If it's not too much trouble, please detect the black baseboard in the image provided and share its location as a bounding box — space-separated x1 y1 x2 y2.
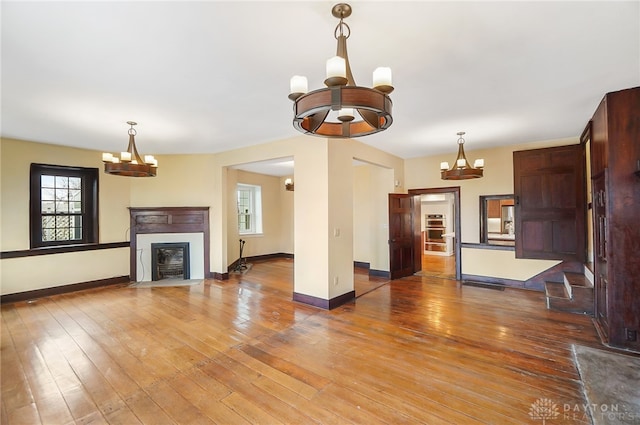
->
1 275 130 304
354 261 370 269
227 252 294 273
293 290 356 310
460 273 527 290
370 269 391 278
212 271 229 281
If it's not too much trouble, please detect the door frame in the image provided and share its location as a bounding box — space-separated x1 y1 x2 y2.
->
408 187 461 280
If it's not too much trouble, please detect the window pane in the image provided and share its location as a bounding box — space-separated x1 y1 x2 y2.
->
56 216 70 228
56 201 69 213
70 216 82 228
71 227 82 240
68 177 82 190
41 201 55 213
70 202 82 213
56 228 70 240
56 188 69 200
42 228 56 241
42 188 55 201
70 189 81 202
55 176 68 188
41 175 55 188
42 216 55 229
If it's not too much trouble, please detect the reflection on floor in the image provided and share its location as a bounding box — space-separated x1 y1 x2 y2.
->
419 253 456 279
354 266 390 298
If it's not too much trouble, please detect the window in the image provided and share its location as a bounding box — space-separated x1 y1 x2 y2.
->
30 164 98 248
237 183 262 235
479 194 515 247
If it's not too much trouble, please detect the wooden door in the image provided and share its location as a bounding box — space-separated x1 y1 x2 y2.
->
389 194 421 279
513 144 586 262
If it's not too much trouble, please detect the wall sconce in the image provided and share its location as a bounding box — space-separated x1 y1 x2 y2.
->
285 178 294 191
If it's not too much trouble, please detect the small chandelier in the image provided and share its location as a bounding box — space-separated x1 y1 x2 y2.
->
102 121 157 177
440 132 484 180
288 3 393 138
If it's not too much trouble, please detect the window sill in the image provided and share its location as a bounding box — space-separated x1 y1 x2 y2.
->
461 242 515 251
0 241 130 259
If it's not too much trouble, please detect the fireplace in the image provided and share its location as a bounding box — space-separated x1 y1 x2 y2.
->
151 242 190 281
129 207 210 281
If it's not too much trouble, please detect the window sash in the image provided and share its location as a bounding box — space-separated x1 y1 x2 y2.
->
237 184 262 235
30 164 98 248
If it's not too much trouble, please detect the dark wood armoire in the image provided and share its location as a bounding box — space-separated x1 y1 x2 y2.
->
587 86 640 351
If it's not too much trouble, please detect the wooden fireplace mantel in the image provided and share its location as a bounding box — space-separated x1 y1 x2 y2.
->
129 207 210 281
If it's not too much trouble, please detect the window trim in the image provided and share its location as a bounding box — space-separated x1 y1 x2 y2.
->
237 183 262 235
30 163 99 248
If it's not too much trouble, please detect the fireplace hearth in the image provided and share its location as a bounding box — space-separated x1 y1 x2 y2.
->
151 242 190 281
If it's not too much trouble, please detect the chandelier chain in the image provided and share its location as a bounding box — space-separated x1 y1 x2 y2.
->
334 20 350 39
127 121 137 136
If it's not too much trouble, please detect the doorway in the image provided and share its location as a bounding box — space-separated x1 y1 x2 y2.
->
409 187 461 280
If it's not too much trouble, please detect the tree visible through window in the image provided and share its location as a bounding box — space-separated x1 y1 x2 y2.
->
30 164 98 248
237 183 262 235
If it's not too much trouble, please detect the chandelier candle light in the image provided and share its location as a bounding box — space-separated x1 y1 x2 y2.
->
289 3 393 138
440 132 484 180
102 121 158 177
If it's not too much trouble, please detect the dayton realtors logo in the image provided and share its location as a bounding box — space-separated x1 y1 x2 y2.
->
529 398 640 423
529 398 560 424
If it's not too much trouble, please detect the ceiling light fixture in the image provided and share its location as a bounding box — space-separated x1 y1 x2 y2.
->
288 3 393 138
440 132 484 180
284 178 294 191
102 121 157 177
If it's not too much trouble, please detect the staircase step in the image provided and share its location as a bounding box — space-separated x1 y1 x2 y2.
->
545 279 594 315
545 281 568 299
564 271 592 288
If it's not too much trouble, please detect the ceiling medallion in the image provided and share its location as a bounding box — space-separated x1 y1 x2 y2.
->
288 3 393 138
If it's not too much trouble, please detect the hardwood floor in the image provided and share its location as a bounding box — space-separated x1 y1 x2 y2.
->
419 253 456 279
2 258 603 424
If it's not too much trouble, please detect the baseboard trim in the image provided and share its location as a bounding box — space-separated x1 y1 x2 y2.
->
227 252 294 273
293 290 356 310
212 271 229 281
461 273 527 290
369 269 391 278
354 261 370 269
1 275 130 304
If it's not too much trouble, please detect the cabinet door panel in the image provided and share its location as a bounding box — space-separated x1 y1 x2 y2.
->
514 144 586 262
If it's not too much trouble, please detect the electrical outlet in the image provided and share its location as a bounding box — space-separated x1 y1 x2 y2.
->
333 276 339 286
625 328 637 342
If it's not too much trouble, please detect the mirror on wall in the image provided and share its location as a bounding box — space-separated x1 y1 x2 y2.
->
480 194 515 247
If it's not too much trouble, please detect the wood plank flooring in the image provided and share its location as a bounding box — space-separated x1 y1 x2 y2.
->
2 258 603 424
420 253 456 279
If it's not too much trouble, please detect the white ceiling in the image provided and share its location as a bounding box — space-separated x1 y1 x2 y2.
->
2 1 639 175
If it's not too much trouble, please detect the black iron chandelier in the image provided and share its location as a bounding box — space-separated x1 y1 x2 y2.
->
440 132 484 180
102 121 157 177
288 3 393 138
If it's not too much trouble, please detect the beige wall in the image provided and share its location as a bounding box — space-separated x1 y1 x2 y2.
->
2 133 581 297
405 137 579 281
227 169 292 263
210 136 403 301
1 138 131 294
